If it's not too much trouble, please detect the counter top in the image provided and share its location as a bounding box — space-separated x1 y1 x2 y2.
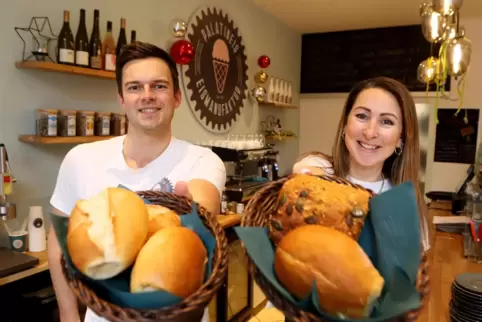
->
217 213 242 228
417 201 482 322
0 250 48 286
0 213 243 286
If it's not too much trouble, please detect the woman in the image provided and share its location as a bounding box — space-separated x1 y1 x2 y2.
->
293 76 429 250
268 76 430 320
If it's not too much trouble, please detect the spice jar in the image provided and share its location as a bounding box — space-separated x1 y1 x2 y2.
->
36 109 58 137
94 112 111 136
77 111 95 136
110 113 126 136
58 110 77 137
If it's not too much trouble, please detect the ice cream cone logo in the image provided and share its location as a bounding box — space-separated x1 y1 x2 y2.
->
212 39 230 94
184 7 248 133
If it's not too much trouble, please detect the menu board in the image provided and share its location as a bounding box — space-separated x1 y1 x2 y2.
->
434 108 479 164
300 25 450 94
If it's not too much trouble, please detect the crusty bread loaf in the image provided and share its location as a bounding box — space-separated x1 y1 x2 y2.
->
130 227 207 298
67 187 149 280
269 174 372 245
274 225 384 318
146 204 181 239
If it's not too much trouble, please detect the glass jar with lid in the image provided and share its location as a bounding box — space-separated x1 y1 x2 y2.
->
94 112 111 136
58 110 77 137
36 109 58 137
77 110 95 136
110 113 126 136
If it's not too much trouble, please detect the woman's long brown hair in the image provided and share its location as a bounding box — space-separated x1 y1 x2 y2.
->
302 77 429 244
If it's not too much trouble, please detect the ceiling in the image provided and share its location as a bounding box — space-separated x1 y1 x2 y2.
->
249 0 482 33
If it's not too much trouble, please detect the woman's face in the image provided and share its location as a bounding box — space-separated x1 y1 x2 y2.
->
344 88 403 171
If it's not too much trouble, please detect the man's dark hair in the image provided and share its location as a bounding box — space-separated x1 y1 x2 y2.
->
115 41 180 97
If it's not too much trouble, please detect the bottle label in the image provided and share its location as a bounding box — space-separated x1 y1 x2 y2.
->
76 51 89 66
105 54 116 71
48 115 57 136
59 49 74 63
67 115 76 136
90 56 102 69
102 117 110 135
86 116 94 135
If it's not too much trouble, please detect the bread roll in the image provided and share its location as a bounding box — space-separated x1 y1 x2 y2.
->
67 187 149 280
130 227 207 298
270 174 371 245
274 225 384 318
146 204 181 239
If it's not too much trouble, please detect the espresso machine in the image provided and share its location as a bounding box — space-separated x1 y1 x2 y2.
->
0 143 40 278
211 145 279 203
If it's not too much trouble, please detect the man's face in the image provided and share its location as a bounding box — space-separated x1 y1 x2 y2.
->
118 57 181 133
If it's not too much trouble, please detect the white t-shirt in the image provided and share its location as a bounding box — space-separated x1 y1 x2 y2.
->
50 135 226 322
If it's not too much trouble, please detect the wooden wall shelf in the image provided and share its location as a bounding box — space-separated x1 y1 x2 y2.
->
18 135 117 145
259 101 298 109
15 61 116 80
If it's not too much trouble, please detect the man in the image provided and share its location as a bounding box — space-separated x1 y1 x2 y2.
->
48 42 226 322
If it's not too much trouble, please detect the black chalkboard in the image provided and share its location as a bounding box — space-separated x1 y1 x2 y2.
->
300 25 451 94
434 108 479 164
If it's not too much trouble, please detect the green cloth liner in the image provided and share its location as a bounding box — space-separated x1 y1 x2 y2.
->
234 181 422 321
50 185 216 309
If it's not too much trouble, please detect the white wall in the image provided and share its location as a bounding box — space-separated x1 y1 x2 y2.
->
0 0 301 245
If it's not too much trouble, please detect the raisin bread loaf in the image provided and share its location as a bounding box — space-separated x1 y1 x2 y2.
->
269 174 372 245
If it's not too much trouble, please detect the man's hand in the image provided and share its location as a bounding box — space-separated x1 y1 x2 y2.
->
174 180 220 215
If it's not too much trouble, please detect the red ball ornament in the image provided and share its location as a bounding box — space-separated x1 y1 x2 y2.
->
170 39 195 65
258 55 271 68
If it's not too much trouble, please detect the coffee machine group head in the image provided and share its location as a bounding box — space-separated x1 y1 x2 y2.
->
0 144 16 221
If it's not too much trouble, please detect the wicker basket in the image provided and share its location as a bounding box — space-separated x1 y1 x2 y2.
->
241 175 430 322
61 191 229 322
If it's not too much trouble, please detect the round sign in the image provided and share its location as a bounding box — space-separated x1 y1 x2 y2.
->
182 7 249 133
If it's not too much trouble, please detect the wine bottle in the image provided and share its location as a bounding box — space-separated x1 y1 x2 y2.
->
116 18 127 56
131 30 136 44
57 10 75 65
89 9 102 69
102 21 116 71
75 9 89 67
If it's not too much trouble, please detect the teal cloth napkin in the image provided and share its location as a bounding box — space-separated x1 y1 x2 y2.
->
235 181 422 321
50 187 215 309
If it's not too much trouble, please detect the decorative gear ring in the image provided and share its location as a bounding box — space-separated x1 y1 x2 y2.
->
181 7 249 133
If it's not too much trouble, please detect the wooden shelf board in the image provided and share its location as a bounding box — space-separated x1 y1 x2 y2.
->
259 101 298 109
15 61 116 80
19 135 117 145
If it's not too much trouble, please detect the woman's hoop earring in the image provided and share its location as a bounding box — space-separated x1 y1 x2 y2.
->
395 144 403 156
342 130 345 140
